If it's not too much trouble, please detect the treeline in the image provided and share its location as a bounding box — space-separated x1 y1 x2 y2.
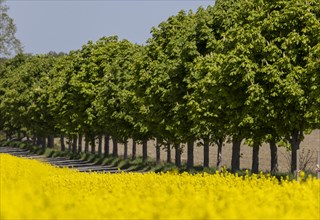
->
1 0 319 174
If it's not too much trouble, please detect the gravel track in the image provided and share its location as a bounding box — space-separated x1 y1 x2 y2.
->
0 146 133 173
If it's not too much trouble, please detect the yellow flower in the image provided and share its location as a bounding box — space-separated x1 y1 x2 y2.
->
1 154 319 220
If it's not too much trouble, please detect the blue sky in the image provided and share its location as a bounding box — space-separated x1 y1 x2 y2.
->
6 0 214 54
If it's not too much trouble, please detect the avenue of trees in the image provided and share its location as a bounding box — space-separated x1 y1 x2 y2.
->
1 0 319 174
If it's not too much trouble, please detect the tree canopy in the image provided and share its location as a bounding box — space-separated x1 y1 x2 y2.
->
1 0 319 173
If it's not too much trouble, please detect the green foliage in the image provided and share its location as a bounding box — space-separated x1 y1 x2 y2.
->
92 37 147 142
0 0 23 57
143 10 202 144
188 0 320 147
0 0 319 174
0 54 59 137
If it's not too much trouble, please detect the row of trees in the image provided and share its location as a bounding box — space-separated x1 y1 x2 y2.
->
1 0 319 173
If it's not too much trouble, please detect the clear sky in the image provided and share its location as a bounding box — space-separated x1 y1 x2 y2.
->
6 0 214 55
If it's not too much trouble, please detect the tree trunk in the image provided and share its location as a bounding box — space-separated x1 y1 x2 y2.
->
47 135 54 148
142 139 148 162
72 135 77 153
123 141 128 159
23 131 27 140
36 136 42 146
175 144 181 168
32 134 37 145
78 134 82 153
17 131 21 140
132 139 136 160
231 138 241 172
187 141 194 170
270 139 278 174
203 138 209 168
104 134 109 157
90 135 95 154
60 135 65 151
98 134 102 156
167 143 171 163
112 137 118 157
84 136 89 153
41 137 46 149
6 131 11 141
156 139 161 164
68 136 72 151
216 139 223 171
251 144 260 174
290 129 302 174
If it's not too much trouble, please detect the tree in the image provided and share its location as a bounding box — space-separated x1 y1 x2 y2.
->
186 1 252 172
92 37 148 158
0 53 29 136
0 53 59 147
203 0 320 174
48 43 102 153
0 0 22 57
241 0 320 174
46 54 74 151
185 5 232 169
143 10 200 168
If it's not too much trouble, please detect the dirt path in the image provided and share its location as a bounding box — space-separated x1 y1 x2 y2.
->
0 146 130 173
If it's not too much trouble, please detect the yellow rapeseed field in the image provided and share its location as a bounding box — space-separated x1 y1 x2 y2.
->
0 154 319 219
